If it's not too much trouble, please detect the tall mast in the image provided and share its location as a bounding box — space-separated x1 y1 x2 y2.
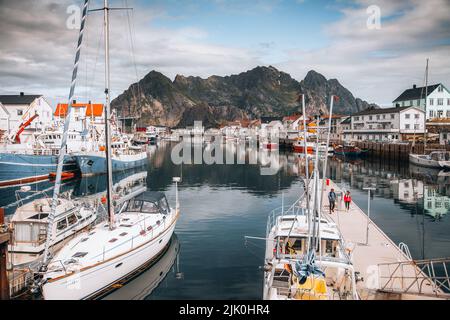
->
424 59 429 154
104 0 115 229
42 0 90 266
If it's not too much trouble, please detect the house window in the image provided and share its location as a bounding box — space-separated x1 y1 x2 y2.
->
429 98 434 105
383 114 386 119
405 124 410 129
438 85 443 92
438 98 443 105
414 124 419 130
369 125 372 129
17 110 23 116
415 114 420 119
447 98 450 105
369 116 372 120
376 115 380 120
417 99 420 106
429 110 434 118
391 114 395 119
438 110 444 118
405 114 410 119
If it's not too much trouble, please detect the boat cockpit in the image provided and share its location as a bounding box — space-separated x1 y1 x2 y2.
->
124 191 170 215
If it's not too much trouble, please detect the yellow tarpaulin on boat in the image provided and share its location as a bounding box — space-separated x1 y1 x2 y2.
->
293 276 328 300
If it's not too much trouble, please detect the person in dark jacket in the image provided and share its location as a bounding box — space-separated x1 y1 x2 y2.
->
328 188 336 213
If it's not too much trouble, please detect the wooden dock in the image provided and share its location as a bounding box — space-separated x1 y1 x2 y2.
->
322 180 448 300
353 141 450 161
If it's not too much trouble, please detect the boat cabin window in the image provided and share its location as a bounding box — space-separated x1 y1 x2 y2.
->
127 200 143 212
57 218 68 231
126 196 169 214
141 201 160 213
67 213 77 226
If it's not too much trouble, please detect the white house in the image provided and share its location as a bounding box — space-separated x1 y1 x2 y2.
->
0 93 53 143
393 83 450 120
342 106 425 142
54 101 104 132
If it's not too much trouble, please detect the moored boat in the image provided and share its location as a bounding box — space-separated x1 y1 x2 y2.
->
409 151 450 169
41 189 180 300
8 195 96 268
333 144 367 157
0 152 78 187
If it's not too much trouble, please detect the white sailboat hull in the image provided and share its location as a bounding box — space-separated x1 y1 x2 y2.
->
42 219 177 300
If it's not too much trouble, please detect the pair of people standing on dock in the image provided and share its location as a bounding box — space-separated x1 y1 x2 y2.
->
328 189 352 213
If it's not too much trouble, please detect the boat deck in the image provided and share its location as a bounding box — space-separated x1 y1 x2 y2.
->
322 180 446 300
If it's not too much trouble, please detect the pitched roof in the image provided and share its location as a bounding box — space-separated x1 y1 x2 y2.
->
352 106 415 117
0 94 41 105
393 84 442 102
85 104 104 117
54 102 104 117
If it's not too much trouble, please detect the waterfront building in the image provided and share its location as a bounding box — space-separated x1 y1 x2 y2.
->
393 83 450 120
318 114 348 143
0 93 53 143
342 106 426 143
54 101 104 132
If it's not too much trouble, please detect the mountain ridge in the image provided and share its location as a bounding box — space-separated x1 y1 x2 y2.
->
111 66 378 128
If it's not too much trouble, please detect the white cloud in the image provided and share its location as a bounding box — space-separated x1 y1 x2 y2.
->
277 0 450 105
0 0 449 108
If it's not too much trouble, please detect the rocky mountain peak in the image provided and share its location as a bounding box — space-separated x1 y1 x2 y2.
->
111 66 377 128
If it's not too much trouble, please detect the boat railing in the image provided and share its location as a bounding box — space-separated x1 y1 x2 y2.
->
266 204 306 239
377 257 450 298
91 214 169 262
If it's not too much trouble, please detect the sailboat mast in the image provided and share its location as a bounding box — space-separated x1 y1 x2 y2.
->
42 0 90 266
103 0 115 229
424 59 429 154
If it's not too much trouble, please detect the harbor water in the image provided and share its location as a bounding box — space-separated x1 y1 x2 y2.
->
1 142 449 299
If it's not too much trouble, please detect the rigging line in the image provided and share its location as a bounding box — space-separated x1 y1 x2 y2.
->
123 0 142 119
86 17 104 103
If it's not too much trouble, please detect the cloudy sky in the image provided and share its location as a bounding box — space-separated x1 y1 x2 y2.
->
0 0 449 108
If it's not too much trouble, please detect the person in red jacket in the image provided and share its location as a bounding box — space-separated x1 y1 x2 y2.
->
344 191 352 211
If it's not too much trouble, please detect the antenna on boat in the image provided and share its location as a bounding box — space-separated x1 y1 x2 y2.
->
173 177 181 212
42 0 91 268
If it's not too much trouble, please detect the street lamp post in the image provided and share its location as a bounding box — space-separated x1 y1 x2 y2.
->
363 187 376 245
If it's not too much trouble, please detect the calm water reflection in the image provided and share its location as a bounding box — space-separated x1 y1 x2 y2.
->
1 142 449 299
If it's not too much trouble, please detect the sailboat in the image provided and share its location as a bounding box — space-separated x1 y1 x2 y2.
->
263 95 358 300
33 0 180 300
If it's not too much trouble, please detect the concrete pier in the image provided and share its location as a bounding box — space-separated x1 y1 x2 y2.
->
322 180 447 300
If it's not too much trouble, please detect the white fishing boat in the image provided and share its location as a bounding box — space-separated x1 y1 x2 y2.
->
8 192 96 268
262 94 358 300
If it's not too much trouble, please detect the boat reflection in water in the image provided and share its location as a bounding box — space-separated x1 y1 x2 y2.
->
102 234 181 300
